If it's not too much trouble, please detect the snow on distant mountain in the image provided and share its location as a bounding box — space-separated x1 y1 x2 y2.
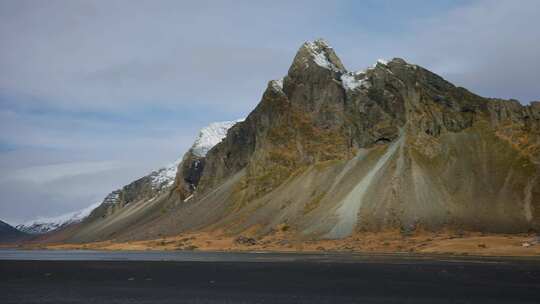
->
16 201 101 234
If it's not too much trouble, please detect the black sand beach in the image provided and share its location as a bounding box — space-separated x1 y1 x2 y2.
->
1 250 539 303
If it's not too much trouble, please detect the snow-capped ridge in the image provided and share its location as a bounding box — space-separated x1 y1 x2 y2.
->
102 119 244 203
191 119 244 157
150 157 182 189
16 201 101 234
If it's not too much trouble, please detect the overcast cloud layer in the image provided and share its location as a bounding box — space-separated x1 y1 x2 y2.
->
1 0 539 224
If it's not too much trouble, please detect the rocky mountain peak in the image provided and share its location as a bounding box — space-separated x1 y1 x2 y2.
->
289 39 346 75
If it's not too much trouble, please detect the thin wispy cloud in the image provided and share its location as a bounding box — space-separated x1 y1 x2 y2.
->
3 161 126 184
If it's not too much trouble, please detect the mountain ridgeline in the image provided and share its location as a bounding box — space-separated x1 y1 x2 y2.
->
50 39 540 243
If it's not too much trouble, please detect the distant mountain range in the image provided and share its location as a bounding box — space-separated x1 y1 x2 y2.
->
0 220 28 243
16 202 101 234
23 39 540 244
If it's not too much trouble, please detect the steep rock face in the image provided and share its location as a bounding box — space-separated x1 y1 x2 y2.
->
175 120 242 200
194 41 489 203
197 40 353 200
487 100 540 161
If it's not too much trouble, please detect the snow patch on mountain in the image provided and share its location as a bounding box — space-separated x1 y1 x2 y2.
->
271 78 284 91
16 201 101 234
341 72 370 91
191 120 244 157
304 39 341 72
341 58 392 91
150 158 182 189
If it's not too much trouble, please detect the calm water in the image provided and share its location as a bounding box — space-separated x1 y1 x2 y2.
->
0 249 305 262
1 248 538 264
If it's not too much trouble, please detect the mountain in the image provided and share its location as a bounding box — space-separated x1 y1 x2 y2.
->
17 120 241 236
34 120 242 241
16 202 101 234
0 220 28 243
51 39 540 244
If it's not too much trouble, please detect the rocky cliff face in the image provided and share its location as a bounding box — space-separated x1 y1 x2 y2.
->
174 120 243 200
55 39 539 243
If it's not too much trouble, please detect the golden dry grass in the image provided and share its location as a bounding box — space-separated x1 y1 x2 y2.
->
36 229 540 257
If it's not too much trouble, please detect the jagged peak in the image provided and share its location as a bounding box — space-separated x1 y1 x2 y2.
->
292 39 346 72
385 58 420 71
338 57 422 92
290 39 417 83
388 57 408 64
370 57 414 70
340 58 391 92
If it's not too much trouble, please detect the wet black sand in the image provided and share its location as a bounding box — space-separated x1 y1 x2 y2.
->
1 250 540 303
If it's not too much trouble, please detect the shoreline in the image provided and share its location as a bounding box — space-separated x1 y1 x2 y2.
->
8 230 540 257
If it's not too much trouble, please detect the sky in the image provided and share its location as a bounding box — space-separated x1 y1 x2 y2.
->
1 0 539 225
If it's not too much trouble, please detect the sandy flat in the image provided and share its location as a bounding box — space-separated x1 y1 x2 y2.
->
35 229 540 257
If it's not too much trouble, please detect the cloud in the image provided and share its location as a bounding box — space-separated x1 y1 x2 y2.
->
0 164 147 225
0 0 338 114
401 0 540 102
3 161 125 184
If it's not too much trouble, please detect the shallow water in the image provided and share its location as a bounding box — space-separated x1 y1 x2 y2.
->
1 248 538 264
0 249 303 262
